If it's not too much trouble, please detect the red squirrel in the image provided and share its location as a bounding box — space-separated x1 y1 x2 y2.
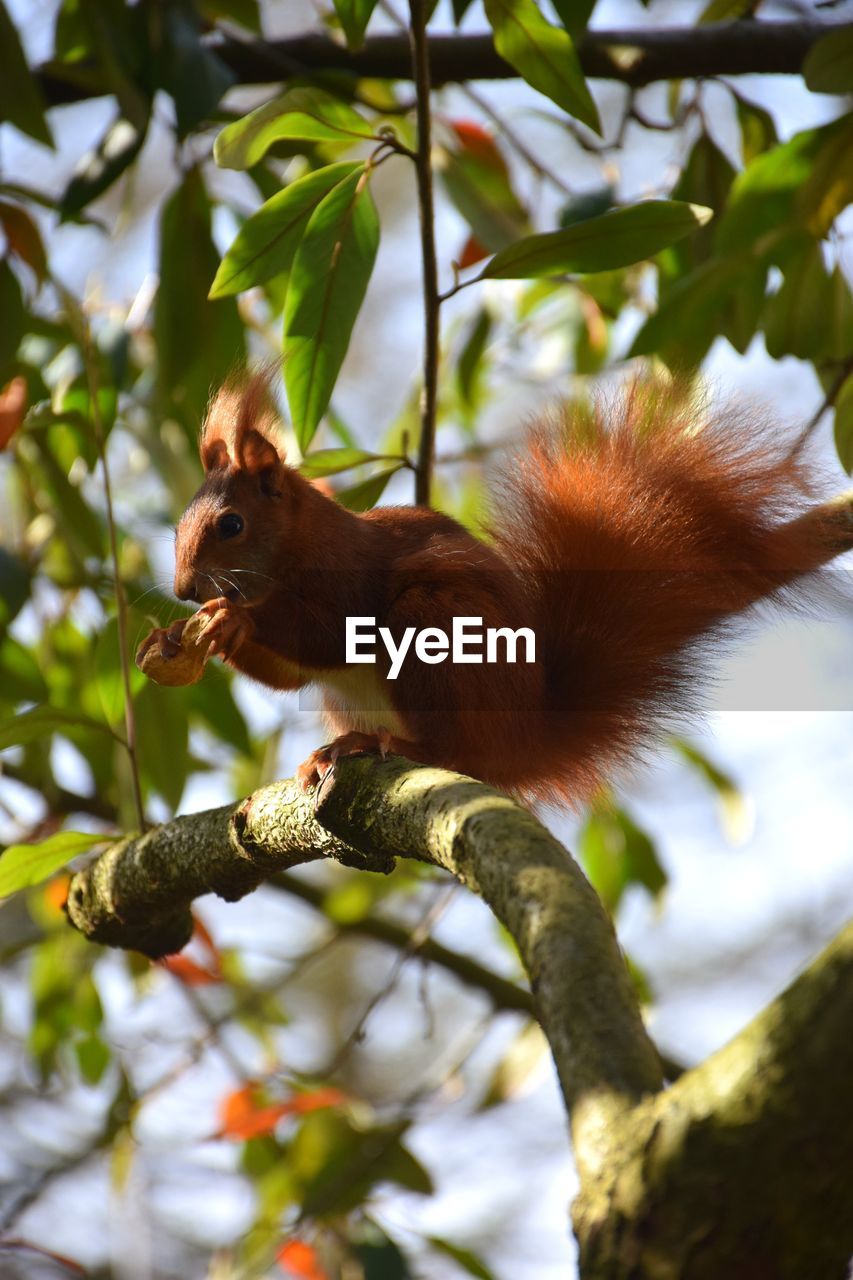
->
137 372 849 803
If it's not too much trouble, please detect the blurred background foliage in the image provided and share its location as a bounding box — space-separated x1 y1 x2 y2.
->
1 0 853 1277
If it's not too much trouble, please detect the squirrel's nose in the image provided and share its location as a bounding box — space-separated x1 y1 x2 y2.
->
174 574 198 603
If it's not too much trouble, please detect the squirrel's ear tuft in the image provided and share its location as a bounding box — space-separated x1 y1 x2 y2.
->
200 368 285 477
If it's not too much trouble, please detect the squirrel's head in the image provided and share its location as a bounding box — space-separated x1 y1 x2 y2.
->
173 373 304 607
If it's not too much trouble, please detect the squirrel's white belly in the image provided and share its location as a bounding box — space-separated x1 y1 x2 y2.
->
311 665 406 737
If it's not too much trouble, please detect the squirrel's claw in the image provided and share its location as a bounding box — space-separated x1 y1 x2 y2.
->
197 597 254 662
135 618 187 668
296 728 393 792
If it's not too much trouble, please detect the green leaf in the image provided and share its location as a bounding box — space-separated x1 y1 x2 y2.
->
155 167 245 428
427 1237 497 1280
134 681 189 812
0 1 53 146
336 463 402 512
715 117 853 255
0 636 47 703
439 137 529 254
160 3 236 137
457 307 492 409
0 548 30 629
550 0 595 42
95 618 145 727
60 114 149 219
578 807 666 913
75 1032 111 1085
698 0 755 20
834 374 853 475
483 0 599 133
673 738 750 844
209 162 360 298
763 241 836 361
187 664 251 755
481 201 712 279
629 251 764 368
0 705 117 751
214 89 375 170
0 831 111 898
732 90 778 166
0 258 24 382
333 0 379 49
803 25 853 95
299 447 383 478
283 167 380 450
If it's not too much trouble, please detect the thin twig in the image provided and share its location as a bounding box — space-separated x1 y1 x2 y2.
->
790 355 853 454
76 308 146 832
408 0 441 507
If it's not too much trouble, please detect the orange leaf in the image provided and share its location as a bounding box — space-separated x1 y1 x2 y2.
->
451 120 504 171
0 377 27 450
43 873 70 917
218 1084 347 1140
160 954 221 986
277 1240 329 1280
457 234 490 270
288 1087 348 1114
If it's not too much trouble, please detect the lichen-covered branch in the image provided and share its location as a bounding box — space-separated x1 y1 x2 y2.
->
66 755 663 1173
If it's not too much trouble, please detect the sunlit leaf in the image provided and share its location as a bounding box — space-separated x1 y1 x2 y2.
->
299 447 384 478
483 0 599 133
0 831 112 898
283 167 380 449
482 201 712 279
209 162 361 298
214 90 375 170
427 1237 497 1280
578 807 666 913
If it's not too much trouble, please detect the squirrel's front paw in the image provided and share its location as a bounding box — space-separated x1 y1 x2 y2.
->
197 596 255 662
296 728 392 792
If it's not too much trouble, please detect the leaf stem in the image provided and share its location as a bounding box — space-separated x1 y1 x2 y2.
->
408 0 440 507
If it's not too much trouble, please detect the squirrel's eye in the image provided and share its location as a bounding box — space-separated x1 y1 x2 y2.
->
218 513 244 539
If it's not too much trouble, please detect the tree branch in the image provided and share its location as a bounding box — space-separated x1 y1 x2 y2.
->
36 21 848 107
574 917 853 1278
65 756 663 1172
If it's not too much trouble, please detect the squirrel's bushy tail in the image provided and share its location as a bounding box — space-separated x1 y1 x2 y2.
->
489 381 832 804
